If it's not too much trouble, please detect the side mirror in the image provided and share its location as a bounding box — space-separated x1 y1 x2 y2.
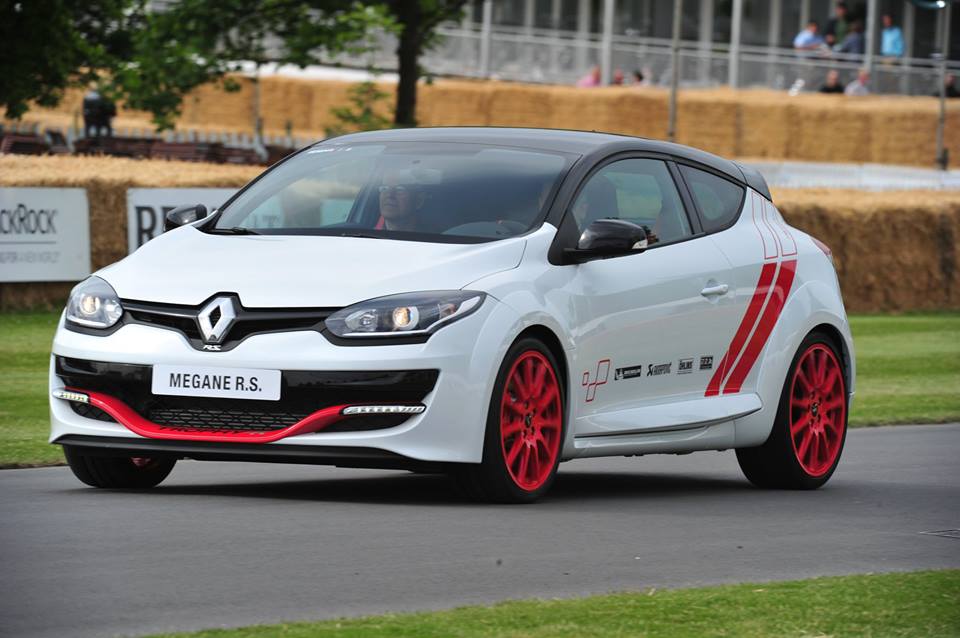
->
164 204 208 232
565 218 649 263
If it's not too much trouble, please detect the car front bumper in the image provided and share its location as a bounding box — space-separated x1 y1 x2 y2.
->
49 298 520 465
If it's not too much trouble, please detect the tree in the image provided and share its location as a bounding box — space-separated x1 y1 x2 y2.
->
114 1 391 130
0 0 136 120
381 0 468 127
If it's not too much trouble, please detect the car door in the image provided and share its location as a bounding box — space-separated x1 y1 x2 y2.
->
562 157 746 437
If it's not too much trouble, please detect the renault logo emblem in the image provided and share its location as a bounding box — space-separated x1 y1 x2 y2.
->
197 297 237 344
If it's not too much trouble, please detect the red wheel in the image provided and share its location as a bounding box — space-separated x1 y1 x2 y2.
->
737 331 848 489
788 344 847 477
453 337 566 503
500 351 563 492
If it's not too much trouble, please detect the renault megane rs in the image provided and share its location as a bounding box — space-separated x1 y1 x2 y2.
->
50 127 853 502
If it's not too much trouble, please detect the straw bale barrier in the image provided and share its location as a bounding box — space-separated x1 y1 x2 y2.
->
1 155 958 313
9 78 959 166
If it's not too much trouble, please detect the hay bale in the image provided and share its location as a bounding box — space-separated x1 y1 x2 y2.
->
774 188 960 312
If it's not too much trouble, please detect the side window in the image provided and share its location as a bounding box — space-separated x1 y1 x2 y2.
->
679 165 745 234
571 158 691 245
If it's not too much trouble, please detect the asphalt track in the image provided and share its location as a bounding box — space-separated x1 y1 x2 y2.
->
2 424 958 638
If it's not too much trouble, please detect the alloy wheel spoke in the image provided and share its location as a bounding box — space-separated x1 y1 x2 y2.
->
535 386 559 414
797 429 815 462
517 445 531 481
538 417 562 433
531 363 547 396
795 368 814 394
821 367 841 393
506 438 524 467
821 397 845 414
791 415 812 436
528 445 540 481
503 398 525 418
502 419 524 437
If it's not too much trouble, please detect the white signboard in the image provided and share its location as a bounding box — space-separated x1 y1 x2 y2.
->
127 188 237 253
0 188 91 282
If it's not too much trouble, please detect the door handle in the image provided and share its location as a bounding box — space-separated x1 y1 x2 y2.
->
701 283 729 297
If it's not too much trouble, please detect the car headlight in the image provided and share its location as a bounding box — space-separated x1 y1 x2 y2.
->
65 277 124 330
326 291 485 338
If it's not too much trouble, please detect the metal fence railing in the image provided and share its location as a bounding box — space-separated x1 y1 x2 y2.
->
332 26 960 96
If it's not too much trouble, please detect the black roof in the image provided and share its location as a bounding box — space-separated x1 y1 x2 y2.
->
327 127 772 200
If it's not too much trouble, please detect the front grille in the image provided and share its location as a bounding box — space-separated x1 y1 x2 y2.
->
145 405 304 431
122 297 338 352
57 357 438 435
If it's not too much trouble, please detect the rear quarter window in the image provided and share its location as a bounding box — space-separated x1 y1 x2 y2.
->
679 165 745 234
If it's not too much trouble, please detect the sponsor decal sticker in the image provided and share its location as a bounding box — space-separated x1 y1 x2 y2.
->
647 362 672 377
678 358 693 374
614 365 644 381
700 356 714 370
582 359 611 402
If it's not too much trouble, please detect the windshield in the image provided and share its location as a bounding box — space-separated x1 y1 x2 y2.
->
211 141 575 242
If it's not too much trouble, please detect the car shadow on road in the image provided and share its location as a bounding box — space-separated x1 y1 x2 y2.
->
113 467 753 506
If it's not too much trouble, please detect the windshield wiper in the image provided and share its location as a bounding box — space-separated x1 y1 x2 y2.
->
207 227 260 235
336 231 380 239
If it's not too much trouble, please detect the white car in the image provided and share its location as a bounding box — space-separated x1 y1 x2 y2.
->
50 128 854 502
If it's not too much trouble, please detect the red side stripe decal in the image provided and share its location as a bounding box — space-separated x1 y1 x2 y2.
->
704 261 778 396
722 259 798 394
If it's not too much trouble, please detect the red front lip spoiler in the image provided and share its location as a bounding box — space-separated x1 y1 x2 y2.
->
70 389 352 443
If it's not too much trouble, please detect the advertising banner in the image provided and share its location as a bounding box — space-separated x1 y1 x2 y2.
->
0 188 91 282
127 188 237 253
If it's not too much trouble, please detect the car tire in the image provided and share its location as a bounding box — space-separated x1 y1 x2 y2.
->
64 446 177 489
736 331 848 490
453 337 566 503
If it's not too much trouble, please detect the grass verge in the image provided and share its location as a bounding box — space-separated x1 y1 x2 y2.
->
1 312 957 467
145 570 960 638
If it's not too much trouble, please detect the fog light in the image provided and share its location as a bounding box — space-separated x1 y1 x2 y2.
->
341 405 426 415
52 389 90 403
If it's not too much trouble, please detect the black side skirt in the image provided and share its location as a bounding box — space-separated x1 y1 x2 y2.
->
54 435 454 472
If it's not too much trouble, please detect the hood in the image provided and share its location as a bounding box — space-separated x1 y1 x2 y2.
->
98 226 529 307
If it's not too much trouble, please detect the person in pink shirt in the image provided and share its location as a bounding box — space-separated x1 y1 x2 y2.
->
576 66 601 87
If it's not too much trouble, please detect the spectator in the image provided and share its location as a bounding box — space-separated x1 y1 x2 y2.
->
838 20 865 55
793 21 824 51
82 86 117 139
881 14 904 58
819 69 845 94
612 69 625 85
932 73 960 98
576 66 601 87
824 2 850 48
845 68 870 96
633 66 653 86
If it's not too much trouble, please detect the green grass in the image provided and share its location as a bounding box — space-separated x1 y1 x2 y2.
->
145 570 960 638
849 314 960 426
0 312 61 467
0 312 957 467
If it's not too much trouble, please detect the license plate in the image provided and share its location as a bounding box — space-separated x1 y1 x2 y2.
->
152 365 281 401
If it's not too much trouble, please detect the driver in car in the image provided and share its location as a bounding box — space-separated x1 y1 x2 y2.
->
375 169 427 232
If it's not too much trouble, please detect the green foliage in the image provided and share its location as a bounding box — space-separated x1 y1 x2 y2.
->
146 570 960 638
1 0 390 130
325 81 392 136
0 0 136 120
113 1 392 130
